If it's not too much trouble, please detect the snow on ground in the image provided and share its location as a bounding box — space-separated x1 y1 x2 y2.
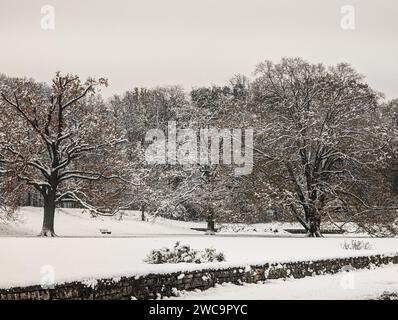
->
166 265 398 300
216 221 360 235
0 221 32 237
0 207 397 290
0 207 202 237
0 207 361 237
217 223 292 235
0 236 397 289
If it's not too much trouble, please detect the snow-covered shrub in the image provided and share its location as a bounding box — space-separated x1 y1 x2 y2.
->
217 224 258 233
0 204 21 224
359 222 398 238
379 292 398 300
341 239 373 250
144 241 225 264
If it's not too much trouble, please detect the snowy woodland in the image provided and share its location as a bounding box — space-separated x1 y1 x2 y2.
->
1 58 398 238
1 0 398 304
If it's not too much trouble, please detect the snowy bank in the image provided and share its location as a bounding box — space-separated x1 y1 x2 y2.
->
1 252 397 299
0 237 397 289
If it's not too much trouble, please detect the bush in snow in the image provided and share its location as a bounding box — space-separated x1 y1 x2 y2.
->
217 224 258 233
144 241 226 264
341 239 373 250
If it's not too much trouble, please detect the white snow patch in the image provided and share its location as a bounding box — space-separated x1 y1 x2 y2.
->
82 278 98 289
165 265 398 300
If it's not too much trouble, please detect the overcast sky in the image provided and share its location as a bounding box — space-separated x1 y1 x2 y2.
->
0 0 397 99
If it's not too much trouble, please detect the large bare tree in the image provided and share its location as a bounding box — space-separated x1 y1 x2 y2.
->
250 58 384 237
0 73 127 236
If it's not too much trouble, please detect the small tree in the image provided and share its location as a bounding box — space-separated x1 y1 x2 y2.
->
0 73 127 236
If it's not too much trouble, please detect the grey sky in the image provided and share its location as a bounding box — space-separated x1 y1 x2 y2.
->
0 0 397 99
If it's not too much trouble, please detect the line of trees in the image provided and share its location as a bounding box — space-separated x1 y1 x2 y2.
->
1 58 397 237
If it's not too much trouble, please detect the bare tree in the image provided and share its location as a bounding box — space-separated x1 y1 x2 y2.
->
250 58 384 237
0 73 127 236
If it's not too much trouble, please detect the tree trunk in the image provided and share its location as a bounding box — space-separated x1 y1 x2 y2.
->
289 204 311 232
206 208 216 234
307 208 322 237
39 194 57 237
141 204 146 221
207 219 215 232
27 191 31 206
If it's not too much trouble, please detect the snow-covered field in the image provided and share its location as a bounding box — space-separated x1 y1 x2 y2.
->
0 207 202 237
0 207 397 294
0 207 360 237
166 264 398 300
1 236 397 289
